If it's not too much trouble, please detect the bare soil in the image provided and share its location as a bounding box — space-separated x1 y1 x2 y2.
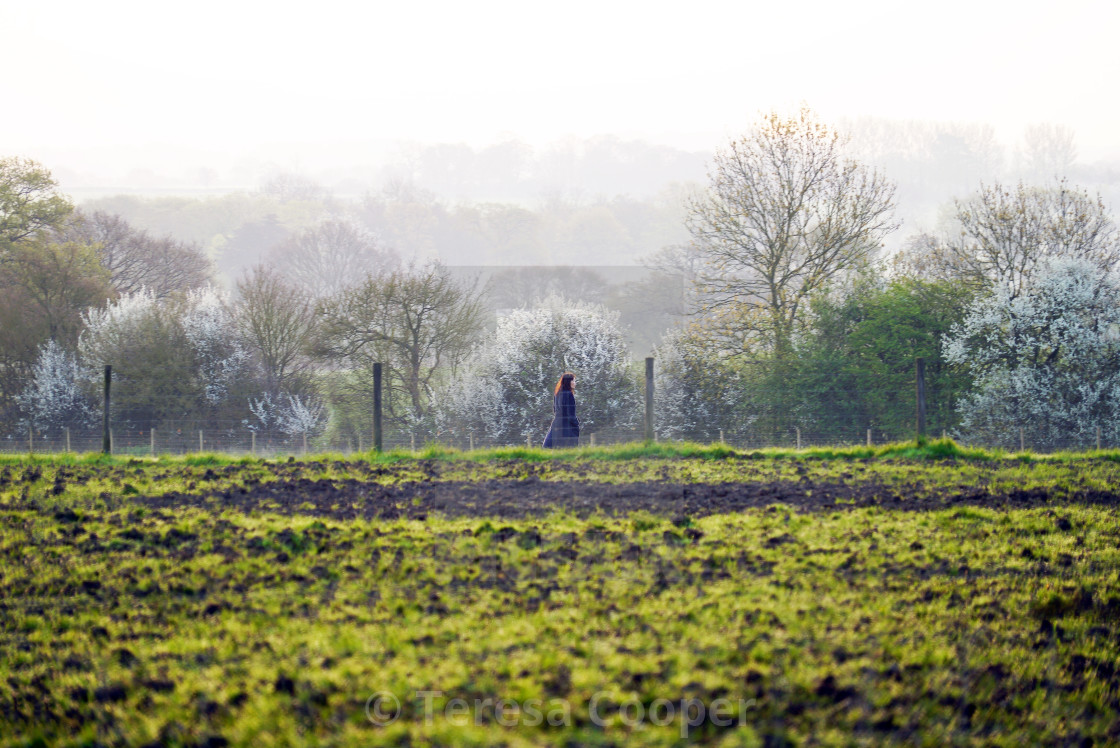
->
135 474 1120 520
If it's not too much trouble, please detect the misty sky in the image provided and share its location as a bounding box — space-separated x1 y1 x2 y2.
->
4 0 1119 182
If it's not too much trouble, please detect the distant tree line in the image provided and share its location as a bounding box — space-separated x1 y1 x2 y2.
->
85 181 694 279
5 106 1120 450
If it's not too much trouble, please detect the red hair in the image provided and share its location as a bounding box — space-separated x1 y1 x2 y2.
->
554 372 574 395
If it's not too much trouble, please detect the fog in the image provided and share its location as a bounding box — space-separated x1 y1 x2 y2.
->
4 0 1120 268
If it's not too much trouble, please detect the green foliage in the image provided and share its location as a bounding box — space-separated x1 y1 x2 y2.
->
654 260 976 446
3 237 112 343
777 274 974 440
0 159 96 429
0 157 72 248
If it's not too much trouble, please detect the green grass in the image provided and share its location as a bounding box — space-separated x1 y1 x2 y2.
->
1 446 1119 745
6 440 1120 515
4 436 1119 469
1 498 1118 746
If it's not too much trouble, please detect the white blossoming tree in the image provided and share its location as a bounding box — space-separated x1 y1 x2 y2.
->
79 287 255 426
945 257 1120 449
652 326 749 442
247 392 325 438
16 339 97 434
180 287 252 407
441 297 637 445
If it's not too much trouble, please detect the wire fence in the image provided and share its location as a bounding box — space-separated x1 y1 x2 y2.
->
5 359 1118 456
2 419 1116 456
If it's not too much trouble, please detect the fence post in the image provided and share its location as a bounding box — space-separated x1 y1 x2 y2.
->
796 427 801 450
303 432 308 454
469 432 474 452
102 365 112 455
1019 427 1025 452
719 429 725 444
28 427 33 455
373 362 383 453
199 430 204 453
150 429 155 456
644 356 654 442
527 434 531 449
867 429 872 448
916 357 927 440
65 427 70 454
251 431 256 456
412 433 416 452
1097 426 1102 451
589 433 595 447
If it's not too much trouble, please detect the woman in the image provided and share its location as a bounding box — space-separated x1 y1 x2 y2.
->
543 372 580 448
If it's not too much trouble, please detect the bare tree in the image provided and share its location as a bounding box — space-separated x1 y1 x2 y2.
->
686 107 897 354
235 265 317 397
267 218 399 299
316 261 486 425
260 172 330 203
889 231 963 282
639 243 705 315
1020 123 1077 180
67 210 211 296
948 179 1119 298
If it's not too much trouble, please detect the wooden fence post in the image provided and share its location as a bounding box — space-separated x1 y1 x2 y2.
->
65 427 70 454
1019 427 1025 452
644 357 654 442
373 363 383 453
199 430 204 453
916 357 927 440
796 427 801 450
150 429 155 456
102 365 112 455
251 431 256 456
867 429 872 448
1097 426 1102 451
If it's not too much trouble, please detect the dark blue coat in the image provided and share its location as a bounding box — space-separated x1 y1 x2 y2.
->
543 390 579 448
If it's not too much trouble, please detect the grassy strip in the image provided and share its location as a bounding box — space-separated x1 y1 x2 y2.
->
4 443 1120 523
4 437 1120 469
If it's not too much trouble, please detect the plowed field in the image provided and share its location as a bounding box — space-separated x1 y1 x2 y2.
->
2 450 1119 746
